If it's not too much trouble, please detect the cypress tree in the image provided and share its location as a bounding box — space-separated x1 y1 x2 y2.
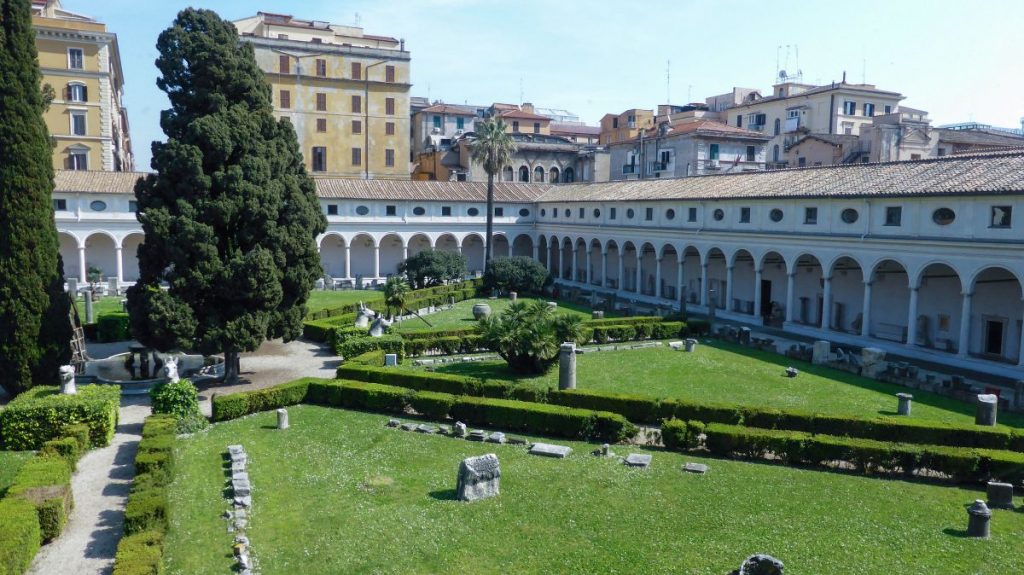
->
127 9 326 381
0 0 72 396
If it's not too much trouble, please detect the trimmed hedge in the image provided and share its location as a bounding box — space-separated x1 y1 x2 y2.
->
112 415 176 575
97 312 130 342
336 334 404 361
403 334 482 357
211 378 313 422
40 436 82 470
7 455 74 542
0 498 41 575
695 423 1024 484
336 364 482 395
302 313 357 343
0 384 120 450
306 380 410 413
410 390 457 419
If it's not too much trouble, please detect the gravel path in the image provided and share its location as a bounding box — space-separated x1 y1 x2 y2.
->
26 395 150 575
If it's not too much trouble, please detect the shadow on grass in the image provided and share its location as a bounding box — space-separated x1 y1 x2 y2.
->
942 527 971 538
428 488 458 501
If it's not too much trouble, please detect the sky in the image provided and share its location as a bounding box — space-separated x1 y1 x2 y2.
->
64 0 1024 170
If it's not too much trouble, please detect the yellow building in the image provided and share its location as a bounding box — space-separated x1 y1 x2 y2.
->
32 0 133 172
234 12 411 180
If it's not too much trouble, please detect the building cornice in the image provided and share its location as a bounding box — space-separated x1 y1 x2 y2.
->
239 36 410 61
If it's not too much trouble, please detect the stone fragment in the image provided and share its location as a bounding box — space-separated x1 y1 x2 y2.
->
592 310 604 320
456 454 500 502
507 436 528 445
415 424 435 434
685 338 698 352
277 408 289 429
739 553 784 575
624 453 652 468
811 340 831 365
976 394 998 426
528 442 572 458
485 432 506 444
669 340 684 350
438 424 452 435
683 462 709 474
785 367 798 378
509 291 517 302
472 302 492 319
559 342 577 390
385 353 398 366
387 419 401 427
231 472 249 483
986 481 1015 509
547 301 558 309
232 479 251 497
401 422 418 431
966 499 992 538
896 393 913 416
234 496 251 508
468 429 487 441
453 422 468 438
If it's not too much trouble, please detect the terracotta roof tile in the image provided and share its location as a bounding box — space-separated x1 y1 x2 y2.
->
419 104 476 115
313 178 546 203
54 170 146 194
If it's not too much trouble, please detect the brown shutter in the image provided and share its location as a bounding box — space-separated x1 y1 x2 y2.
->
82 85 87 102
385 65 395 83
279 55 289 73
65 84 72 100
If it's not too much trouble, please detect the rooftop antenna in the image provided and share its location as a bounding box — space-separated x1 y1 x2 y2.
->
519 77 524 104
666 59 671 105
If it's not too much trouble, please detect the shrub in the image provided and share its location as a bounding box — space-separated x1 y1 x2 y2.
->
133 415 177 475
548 389 661 423
302 313 357 342
62 423 91 451
336 364 482 396
123 472 169 535
451 395 635 442
150 379 202 420
112 530 164 575
306 380 410 413
591 324 635 343
661 419 704 450
483 256 549 294
686 319 710 336
347 350 386 366
478 300 584 374
337 334 404 361
40 436 82 470
400 249 467 289
7 455 74 542
0 384 120 450
0 498 41 575
584 316 662 328
211 379 313 422
651 321 686 340
409 390 457 419
97 312 131 342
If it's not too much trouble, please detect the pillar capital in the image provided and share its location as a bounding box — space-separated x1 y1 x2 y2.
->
962 290 974 298
863 280 873 287
822 275 833 282
657 256 664 263
726 265 734 271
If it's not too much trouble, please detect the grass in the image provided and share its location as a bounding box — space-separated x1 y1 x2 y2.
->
306 289 383 314
72 295 124 320
164 405 1024 574
392 297 597 332
0 451 34 497
401 341 1024 429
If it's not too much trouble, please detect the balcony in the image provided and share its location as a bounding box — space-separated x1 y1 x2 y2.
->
748 124 765 132
622 164 636 174
784 116 801 133
649 161 667 172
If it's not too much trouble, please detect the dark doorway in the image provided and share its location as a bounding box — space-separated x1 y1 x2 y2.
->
760 280 772 319
984 319 1004 356
816 296 824 328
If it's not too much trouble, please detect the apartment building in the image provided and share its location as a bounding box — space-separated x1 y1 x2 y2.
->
599 108 654 145
234 12 411 179
32 0 133 172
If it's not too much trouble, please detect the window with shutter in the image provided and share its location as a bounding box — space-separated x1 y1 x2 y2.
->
385 122 395 136
385 149 395 167
385 98 395 115
352 95 361 113
351 147 362 166
316 59 326 77
352 120 362 134
280 90 290 109
316 93 326 111
316 118 327 133
385 65 395 82
351 62 361 79
279 55 290 73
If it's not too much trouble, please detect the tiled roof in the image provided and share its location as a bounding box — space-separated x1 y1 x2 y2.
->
535 151 1024 203
500 109 551 121
937 128 1024 147
551 123 601 136
55 170 146 194
419 104 476 115
313 179 546 203
791 134 859 147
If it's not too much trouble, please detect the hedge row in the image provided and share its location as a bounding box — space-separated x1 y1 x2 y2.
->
403 334 483 357
0 498 40 575
211 378 314 422
336 334 405 361
97 312 131 342
0 385 120 450
337 365 1024 453
667 421 1024 484
304 278 483 324
112 414 177 575
6 455 74 544
302 313 357 342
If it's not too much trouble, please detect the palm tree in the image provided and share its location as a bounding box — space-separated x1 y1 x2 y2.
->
383 275 432 327
470 117 517 272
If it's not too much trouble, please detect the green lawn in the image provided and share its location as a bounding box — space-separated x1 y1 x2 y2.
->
402 341 1024 429
73 295 124 319
0 451 34 497
393 297 597 332
306 289 383 314
164 406 1024 575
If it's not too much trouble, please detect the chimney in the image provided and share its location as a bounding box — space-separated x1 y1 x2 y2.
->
842 71 847 84
521 102 535 114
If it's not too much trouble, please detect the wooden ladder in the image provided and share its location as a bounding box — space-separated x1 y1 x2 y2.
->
68 295 89 371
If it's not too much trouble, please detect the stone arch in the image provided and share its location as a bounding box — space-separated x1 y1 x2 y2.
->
534 165 545 183
378 233 405 278
548 235 561 278
681 245 702 305
503 166 514 182
83 231 117 283
319 233 348 278
462 233 485 274
704 247 728 309
549 166 560 184
867 259 910 342
572 238 588 283
730 249 757 314
349 233 376 279
518 166 530 182
967 266 1023 362
639 242 658 296
605 239 621 290
659 244 680 301
563 166 575 183
58 231 81 283
792 253 825 326
537 235 549 269
914 262 962 350
512 234 534 258
121 233 146 282
587 238 603 286
759 250 788 324
828 256 865 333
407 233 432 258
621 241 638 292
561 237 574 280
491 233 510 258
434 233 459 252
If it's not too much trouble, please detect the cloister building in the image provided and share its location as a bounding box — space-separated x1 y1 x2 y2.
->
53 152 1024 379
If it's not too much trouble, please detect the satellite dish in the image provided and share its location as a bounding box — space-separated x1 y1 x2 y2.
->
779 70 787 79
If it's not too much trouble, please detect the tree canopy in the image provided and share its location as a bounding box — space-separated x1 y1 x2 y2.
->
0 0 71 395
483 256 549 294
478 300 584 374
398 249 466 289
127 8 326 381
469 117 516 269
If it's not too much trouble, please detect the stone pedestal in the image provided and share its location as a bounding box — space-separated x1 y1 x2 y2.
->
315 278 325 290
66 278 78 296
276 408 289 429
60 365 76 395
811 340 831 365
976 394 998 426
685 339 697 352
84 291 94 324
558 342 577 390
509 291 517 302
986 481 1014 509
456 454 500 502
384 353 398 366
592 310 604 320
896 393 913 416
966 500 991 538
861 347 887 379
453 422 467 438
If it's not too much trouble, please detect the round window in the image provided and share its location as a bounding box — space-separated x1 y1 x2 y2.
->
769 208 784 222
519 208 530 217
593 208 601 218
841 208 859 224
412 206 426 216
355 205 369 216
626 208 635 219
666 209 675 220
467 207 479 216
932 207 955 225
540 208 546 217
713 209 724 221
564 209 571 218
90 200 107 212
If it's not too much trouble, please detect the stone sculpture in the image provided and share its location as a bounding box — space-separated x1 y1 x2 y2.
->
59 365 76 395
456 453 500 502
369 315 392 337
355 301 377 328
163 356 180 384
966 500 991 538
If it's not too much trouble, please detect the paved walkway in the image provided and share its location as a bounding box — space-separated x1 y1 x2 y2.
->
27 395 150 575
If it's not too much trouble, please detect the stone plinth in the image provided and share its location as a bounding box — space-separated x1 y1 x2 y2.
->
276 408 289 429
896 393 913 416
558 342 577 390
456 454 500 502
528 443 572 458
986 481 1014 509
966 500 991 538
976 394 998 426
384 353 398 366
811 340 831 365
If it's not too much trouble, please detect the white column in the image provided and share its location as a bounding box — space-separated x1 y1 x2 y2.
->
700 263 708 307
676 256 685 305
344 246 351 279
821 275 832 331
572 248 578 283
115 245 124 285
860 281 873 338
785 272 796 323
635 256 642 294
1018 302 1024 366
373 246 380 279
602 251 609 288
586 246 593 285
548 246 556 277
725 265 734 312
403 246 409 261
957 291 972 358
532 242 539 262
753 268 763 318
616 254 624 292
78 246 87 283
655 257 663 299
905 285 919 346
